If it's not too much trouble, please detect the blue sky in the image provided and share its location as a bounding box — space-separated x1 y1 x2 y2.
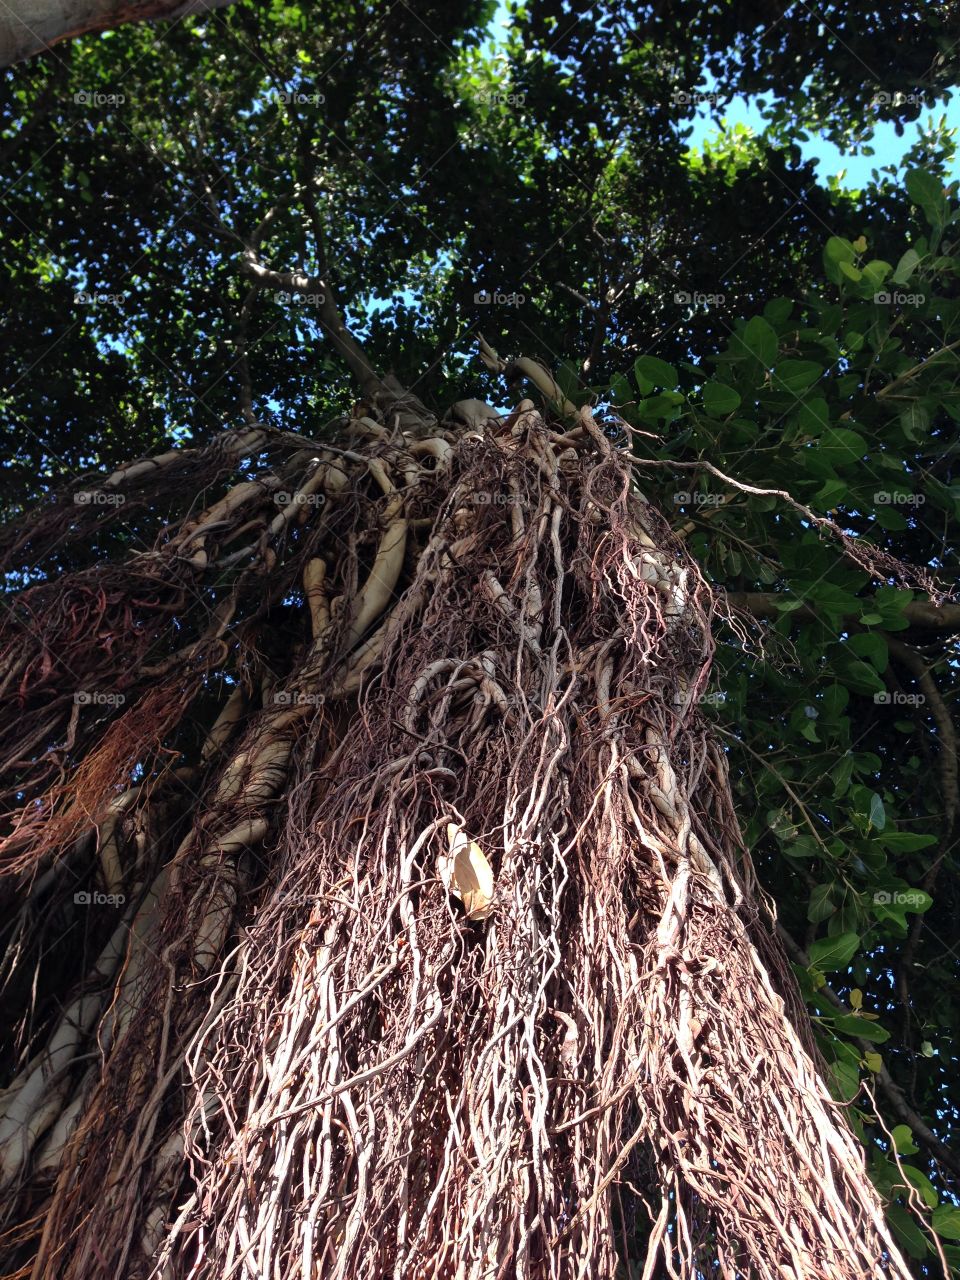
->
484 2 958 190
687 93 959 188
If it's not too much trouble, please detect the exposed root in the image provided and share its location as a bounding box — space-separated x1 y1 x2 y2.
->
0 408 919 1279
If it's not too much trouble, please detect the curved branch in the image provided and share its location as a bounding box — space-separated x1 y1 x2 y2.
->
1 0 236 67
727 592 960 633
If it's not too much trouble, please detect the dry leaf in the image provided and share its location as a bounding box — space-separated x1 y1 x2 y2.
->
442 822 495 920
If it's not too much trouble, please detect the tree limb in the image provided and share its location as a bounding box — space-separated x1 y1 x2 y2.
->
727 592 960 632
776 924 960 1183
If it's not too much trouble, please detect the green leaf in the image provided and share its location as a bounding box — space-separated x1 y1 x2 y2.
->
772 360 823 394
809 932 860 970
831 1013 890 1042
848 632 888 673
824 236 857 284
807 883 838 924
821 682 849 716
837 656 885 696
739 316 778 367
891 1124 919 1156
888 1204 929 1259
818 427 867 464
905 169 947 227
933 1207 960 1240
891 248 921 284
828 1057 861 1101
875 832 937 852
798 397 830 435
634 355 677 390
702 380 741 416
868 793 886 831
609 373 633 405
833 753 855 797
899 1165 938 1209
763 297 794 327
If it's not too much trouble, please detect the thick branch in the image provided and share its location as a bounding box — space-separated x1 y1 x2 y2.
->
728 592 960 632
239 253 385 401
0 0 235 67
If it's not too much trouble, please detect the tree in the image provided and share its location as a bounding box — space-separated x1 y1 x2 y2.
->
0 0 237 70
1 3 958 1277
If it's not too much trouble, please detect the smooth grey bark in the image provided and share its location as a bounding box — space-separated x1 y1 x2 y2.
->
0 0 235 66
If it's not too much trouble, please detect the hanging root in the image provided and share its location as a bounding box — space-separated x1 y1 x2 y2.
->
0 409 915 1279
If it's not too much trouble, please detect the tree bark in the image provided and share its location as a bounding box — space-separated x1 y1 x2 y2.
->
0 0 235 67
728 590 960 631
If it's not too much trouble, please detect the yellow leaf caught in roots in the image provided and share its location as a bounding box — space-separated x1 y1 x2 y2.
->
442 822 495 920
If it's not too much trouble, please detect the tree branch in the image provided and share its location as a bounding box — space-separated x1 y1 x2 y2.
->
727 592 960 632
239 252 385 401
776 924 960 1183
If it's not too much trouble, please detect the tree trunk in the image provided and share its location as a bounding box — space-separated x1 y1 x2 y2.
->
0 397 914 1279
0 0 235 67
